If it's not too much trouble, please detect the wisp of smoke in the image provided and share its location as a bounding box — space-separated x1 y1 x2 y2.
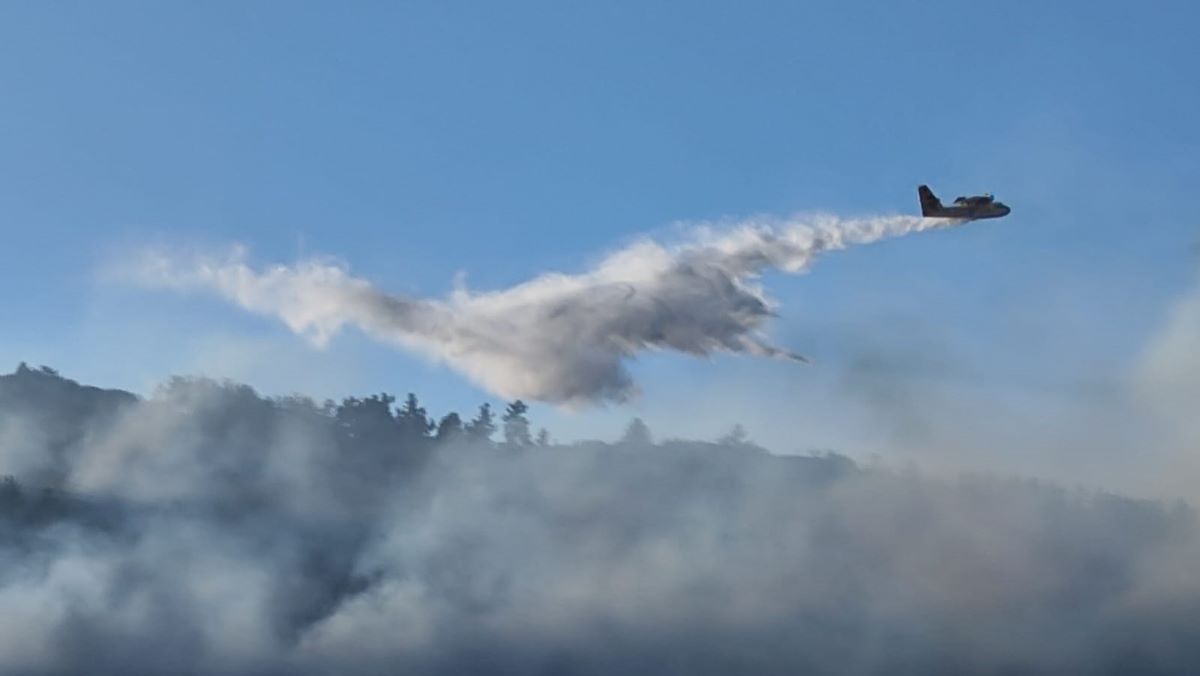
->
133 214 961 405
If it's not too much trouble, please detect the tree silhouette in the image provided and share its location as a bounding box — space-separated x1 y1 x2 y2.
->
334 393 397 451
535 428 550 447
621 417 653 446
465 403 496 443
502 400 532 447
396 393 434 444
435 412 464 442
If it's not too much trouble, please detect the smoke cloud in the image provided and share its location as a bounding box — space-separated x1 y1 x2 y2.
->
2 367 1200 675
133 215 960 405
1132 276 1200 498
1138 277 1200 437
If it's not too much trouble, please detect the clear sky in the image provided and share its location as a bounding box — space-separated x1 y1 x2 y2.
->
1 2 1196 487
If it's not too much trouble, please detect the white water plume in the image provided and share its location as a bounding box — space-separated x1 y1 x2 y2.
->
134 214 962 405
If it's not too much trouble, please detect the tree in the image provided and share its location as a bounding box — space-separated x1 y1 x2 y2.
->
535 427 550 447
620 417 653 446
502 400 532 447
395 393 434 444
465 403 496 443
335 393 396 441
435 412 464 442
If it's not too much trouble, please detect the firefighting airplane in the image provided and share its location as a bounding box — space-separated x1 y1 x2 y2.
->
918 185 1011 220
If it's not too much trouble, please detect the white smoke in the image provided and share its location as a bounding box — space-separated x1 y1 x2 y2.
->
134 214 961 405
1138 277 1200 432
1133 276 1200 498
4 367 1200 674
4 372 1200 675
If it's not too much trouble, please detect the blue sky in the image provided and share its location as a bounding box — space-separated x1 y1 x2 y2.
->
1 2 1196 475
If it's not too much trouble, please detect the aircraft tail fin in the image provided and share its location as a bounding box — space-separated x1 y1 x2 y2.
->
917 185 943 217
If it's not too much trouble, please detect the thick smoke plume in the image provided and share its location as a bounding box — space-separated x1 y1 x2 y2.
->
2 366 1200 675
134 215 959 404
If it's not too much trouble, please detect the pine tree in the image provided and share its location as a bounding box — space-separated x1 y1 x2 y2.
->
502 400 532 447
396 392 434 444
465 403 496 443
436 412 464 442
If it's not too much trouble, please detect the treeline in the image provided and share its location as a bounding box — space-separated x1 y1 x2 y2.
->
1 362 711 469
0 363 759 505
2 362 559 456
0 361 783 542
332 392 547 450
4 361 546 448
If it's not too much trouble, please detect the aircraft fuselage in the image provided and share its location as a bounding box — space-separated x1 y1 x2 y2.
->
918 185 1010 221
924 202 1011 220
